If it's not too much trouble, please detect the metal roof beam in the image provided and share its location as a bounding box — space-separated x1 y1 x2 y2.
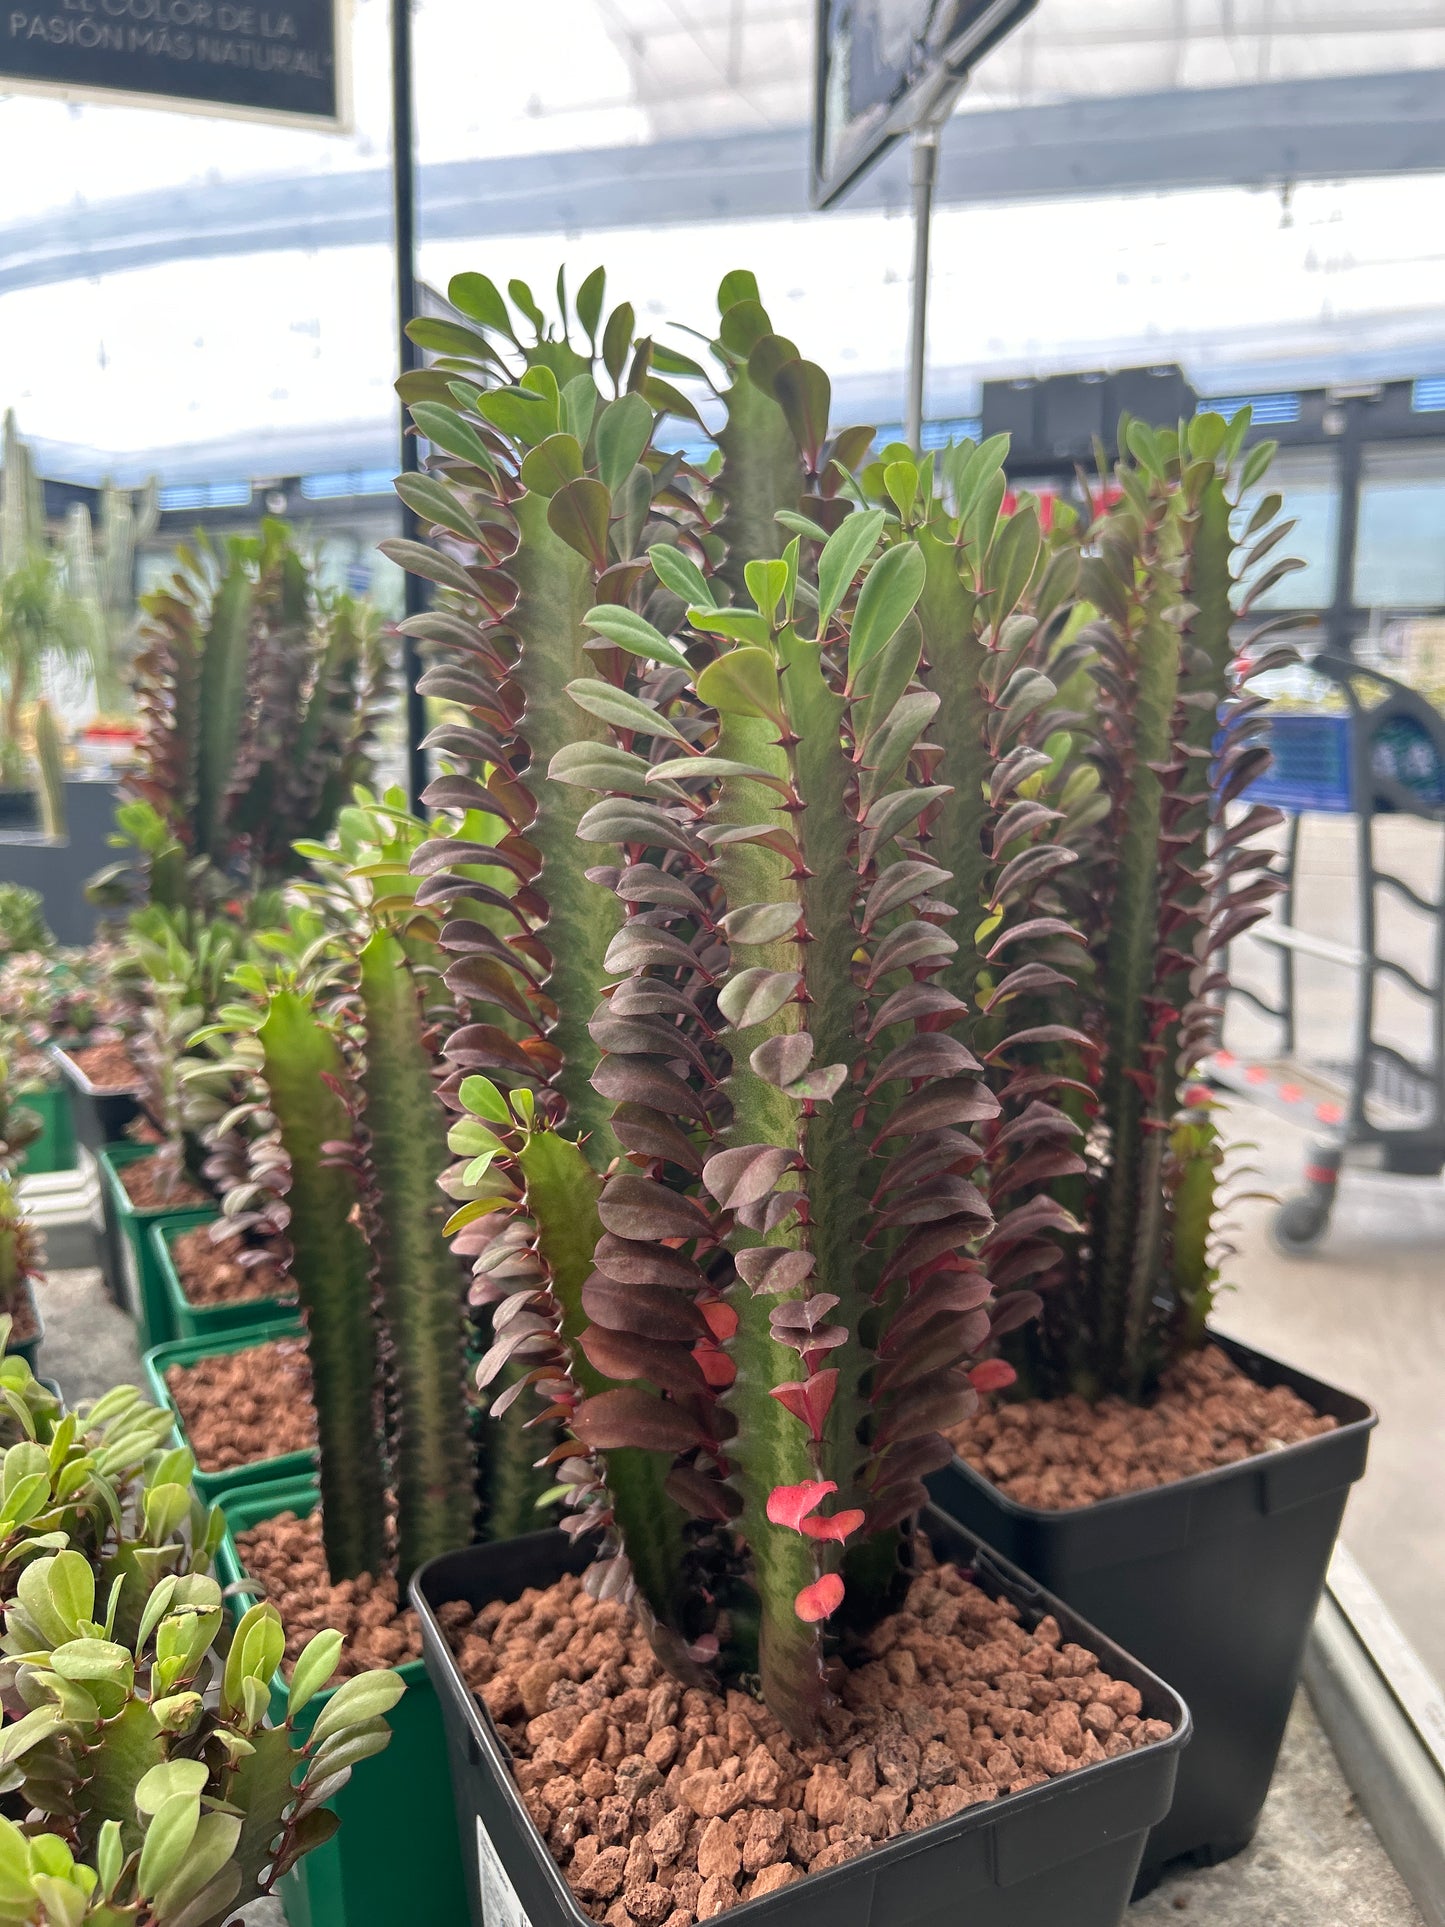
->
4 67 1444 297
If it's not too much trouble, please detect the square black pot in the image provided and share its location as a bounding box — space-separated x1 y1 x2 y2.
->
50 1043 140 1156
412 1512 1188 1927
926 1333 1375 1892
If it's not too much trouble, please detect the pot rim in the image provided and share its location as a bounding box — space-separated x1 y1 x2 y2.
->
49 1041 141 1099
946 1329 1378 1527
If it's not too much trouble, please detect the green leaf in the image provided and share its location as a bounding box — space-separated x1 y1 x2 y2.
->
458 1075 512 1124
1241 439 1278 491
595 393 655 492
405 317 499 363
519 433 584 498
847 542 926 684
135 1759 210 1816
1189 411 1227 462
575 266 606 347
649 542 715 610
393 472 485 543
583 604 691 673
307 1670 406 1747
547 478 612 570
508 277 545 336
137 1792 200 1899
477 386 557 446
602 302 635 389
547 741 665 796
565 678 688 742
817 508 885 629
287 1634 346 1726
696 646 784 721
772 357 831 464
775 508 830 542
687 606 771 645
448 272 514 337
884 460 919 519
562 373 600 447
744 558 789 623
409 403 496 474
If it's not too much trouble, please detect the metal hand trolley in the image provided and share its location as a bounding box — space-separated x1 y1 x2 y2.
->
1208 654 1445 1253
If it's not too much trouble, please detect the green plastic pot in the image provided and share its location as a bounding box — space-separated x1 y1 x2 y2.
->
143 1321 313 1505
150 1219 297 1344
97 1142 217 1348
216 1475 468 1927
13 1084 76 1176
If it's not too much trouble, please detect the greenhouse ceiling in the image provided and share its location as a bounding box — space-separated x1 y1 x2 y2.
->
3 0 1445 482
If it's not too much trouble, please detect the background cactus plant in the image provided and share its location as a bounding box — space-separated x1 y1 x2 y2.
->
395 269 1086 1739
92 522 389 916
994 414 1295 1400
188 795 489 1586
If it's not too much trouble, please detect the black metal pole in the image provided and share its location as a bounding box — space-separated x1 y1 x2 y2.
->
392 0 428 814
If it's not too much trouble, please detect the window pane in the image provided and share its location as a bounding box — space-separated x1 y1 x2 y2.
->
1354 441 1445 610
1240 447 1339 609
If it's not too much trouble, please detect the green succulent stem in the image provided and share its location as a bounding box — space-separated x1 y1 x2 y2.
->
357 929 475 1586
518 1127 689 1622
710 706 829 1741
257 991 386 1580
1093 567 1182 1397
510 492 625 1167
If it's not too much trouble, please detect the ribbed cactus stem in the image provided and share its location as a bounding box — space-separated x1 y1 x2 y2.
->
357 929 475 1585
32 700 66 839
256 991 386 1581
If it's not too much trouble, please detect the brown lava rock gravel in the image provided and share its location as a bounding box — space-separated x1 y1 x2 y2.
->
117 1157 209 1212
442 1544 1172 1924
171 1228 292 1309
164 1336 315 1471
67 1041 140 1090
950 1342 1337 1510
236 1509 420 1678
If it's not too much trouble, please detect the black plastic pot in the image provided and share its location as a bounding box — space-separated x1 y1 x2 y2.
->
50 1044 140 1154
412 1514 1188 1927
926 1333 1375 1894
0 787 39 832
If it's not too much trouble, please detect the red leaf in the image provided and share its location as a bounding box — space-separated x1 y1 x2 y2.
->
769 1370 837 1440
801 1507 865 1543
766 1479 836 1531
700 1299 739 1341
795 1574 845 1623
970 1359 1017 1394
694 1345 737 1389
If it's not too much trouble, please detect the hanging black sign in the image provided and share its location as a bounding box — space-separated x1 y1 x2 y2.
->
1 0 346 127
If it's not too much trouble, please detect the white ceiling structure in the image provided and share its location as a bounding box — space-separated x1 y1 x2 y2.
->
3 0 1445 483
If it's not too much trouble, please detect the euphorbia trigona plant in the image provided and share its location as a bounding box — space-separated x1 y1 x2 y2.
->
396 270 1089 1741
991 414 1297 1401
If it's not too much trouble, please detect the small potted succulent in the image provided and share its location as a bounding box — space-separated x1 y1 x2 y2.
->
925 420 1375 1888
159 793 547 1926
396 268 1186 1927
0 1364 404 1925
94 912 245 1343
0 1173 44 1373
0 918 80 1177
47 939 147 1154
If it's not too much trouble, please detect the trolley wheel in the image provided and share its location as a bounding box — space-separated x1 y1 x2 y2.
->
1272 1193 1331 1255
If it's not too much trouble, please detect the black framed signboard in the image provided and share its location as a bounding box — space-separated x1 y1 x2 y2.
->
1 0 348 126
812 0 1035 207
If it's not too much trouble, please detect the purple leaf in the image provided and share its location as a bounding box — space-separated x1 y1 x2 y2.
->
572 1387 707 1453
